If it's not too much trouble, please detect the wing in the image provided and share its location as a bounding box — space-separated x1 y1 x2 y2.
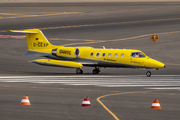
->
31 59 83 68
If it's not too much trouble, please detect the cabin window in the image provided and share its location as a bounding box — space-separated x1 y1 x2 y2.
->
90 53 93 57
114 53 118 57
131 52 145 58
102 53 105 57
96 53 99 57
121 53 124 58
108 53 111 57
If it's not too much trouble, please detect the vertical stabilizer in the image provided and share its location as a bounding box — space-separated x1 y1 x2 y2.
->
10 29 57 53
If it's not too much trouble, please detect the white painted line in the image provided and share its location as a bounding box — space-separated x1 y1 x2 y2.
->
1 78 180 82
0 76 123 78
0 75 180 78
97 85 180 87
0 75 180 87
145 87 180 89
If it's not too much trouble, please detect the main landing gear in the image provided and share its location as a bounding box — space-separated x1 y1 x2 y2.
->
76 67 100 74
92 67 100 74
76 68 83 74
146 71 151 77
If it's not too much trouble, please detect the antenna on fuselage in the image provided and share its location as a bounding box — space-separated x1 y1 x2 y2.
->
102 46 105 49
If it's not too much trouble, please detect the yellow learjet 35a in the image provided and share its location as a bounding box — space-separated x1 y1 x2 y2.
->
9 29 165 77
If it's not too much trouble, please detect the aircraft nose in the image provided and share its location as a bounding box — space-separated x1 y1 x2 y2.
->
146 58 165 68
152 60 165 68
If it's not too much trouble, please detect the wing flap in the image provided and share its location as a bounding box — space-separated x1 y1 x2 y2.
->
32 59 82 68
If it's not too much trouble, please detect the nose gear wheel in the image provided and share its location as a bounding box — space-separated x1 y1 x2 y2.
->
146 71 151 77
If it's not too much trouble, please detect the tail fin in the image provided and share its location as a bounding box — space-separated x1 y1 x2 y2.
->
10 29 57 53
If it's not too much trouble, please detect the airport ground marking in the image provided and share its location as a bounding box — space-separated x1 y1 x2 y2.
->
164 63 180 66
0 12 83 19
0 30 7 32
1 30 180 47
37 17 180 31
1 75 180 78
96 90 164 120
1 17 180 32
61 30 180 46
48 38 96 41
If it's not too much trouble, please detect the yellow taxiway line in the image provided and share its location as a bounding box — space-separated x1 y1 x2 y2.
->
0 17 180 32
38 17 180 31
0 12 83 19
1 29 180 48
97 90 161 120
48 38 96 41
61 30 180 46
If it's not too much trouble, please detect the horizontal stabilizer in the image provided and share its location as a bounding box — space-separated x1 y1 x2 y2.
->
8 30 38 34
32 59 83 68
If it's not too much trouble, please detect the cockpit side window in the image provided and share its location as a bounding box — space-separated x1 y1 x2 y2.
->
131 52 145 58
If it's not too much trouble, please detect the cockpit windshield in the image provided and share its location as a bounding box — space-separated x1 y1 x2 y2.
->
131 52 145 58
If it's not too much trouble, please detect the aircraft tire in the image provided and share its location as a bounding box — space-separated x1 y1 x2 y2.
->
146 71 151 77
76 68 83 74
92 69 100 74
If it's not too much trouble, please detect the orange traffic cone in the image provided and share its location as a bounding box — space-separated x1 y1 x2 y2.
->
20 95 31 105
151 99 161 109
81 97 91 107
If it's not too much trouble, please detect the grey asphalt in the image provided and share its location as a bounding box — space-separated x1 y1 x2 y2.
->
0 75 180 120
0 2 180 120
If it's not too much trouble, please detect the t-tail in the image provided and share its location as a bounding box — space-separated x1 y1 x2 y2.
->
9 29 59 54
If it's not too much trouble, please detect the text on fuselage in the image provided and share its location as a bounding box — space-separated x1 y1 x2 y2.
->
59 49 71 55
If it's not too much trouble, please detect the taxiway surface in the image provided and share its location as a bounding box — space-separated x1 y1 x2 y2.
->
0 2 180 120
0 75 180 120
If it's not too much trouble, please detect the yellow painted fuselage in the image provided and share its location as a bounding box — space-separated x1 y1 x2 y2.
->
50 47 165 68
9 29 165 76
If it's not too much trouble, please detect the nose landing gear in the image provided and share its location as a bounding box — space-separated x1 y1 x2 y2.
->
146 71 151 77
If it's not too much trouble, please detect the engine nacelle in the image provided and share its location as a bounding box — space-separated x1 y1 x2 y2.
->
52 47 80 58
